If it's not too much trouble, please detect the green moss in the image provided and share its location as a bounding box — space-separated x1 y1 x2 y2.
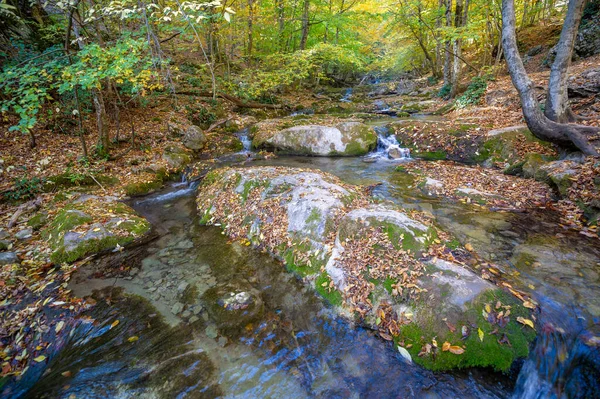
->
202 170 223 186
282 240 322 277
199 207 214 225
43 208 93 243
315 273 343 306
27 212 48 230
124 178 163 197
401 289 536 372
445 238 461 249
50 235 128 264
240 179 269 202
415 150 447 161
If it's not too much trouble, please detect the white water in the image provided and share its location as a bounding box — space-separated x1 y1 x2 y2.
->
340 88 353 103
237 128 253 153
365 126 411 161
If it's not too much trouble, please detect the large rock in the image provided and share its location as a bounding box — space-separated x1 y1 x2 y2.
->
182 126 207 151
197 166 536 371
539 159 580 196
43 195 151 263
253 120 377 156
0 252 19 265
162 145 192 169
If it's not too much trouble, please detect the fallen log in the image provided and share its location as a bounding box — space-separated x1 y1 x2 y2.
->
176 90 288 110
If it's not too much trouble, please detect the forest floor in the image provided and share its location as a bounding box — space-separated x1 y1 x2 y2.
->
1 53 599 380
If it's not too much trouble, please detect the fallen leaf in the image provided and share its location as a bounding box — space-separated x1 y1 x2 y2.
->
478 327 484 342
33 356 46 363
517 317 535 329
449 346 465 355
442 341 451 351
465 243 474 251
128 336 139 343
398 346 412 363
110 320 119 329
55 321 65 333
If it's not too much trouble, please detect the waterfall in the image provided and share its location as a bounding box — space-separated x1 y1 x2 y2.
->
365 126 411 161
236 128 252 153
340 88 353 103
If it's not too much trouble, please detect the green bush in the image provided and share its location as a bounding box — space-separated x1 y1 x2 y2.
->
3 177 43 201
456 74 494 108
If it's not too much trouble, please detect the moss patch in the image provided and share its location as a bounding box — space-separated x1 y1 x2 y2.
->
400 289 536 371
315 273 343 306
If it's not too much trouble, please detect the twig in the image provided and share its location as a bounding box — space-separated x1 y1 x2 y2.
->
89 175 107 193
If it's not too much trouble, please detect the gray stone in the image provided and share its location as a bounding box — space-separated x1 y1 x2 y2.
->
177 281 189 292
162 145 192 169
205 324 218 339
171 302 184 315
182 126 207 151
15 229 33 241
218 337 228 347
256 121 377 156
0 229 8 240
487 125 529 137
0 252 19 265
0 240 9 251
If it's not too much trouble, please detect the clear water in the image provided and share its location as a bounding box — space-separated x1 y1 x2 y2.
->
364 125 411 161
7 155 600 398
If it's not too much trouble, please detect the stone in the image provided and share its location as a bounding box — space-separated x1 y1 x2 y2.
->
189 316 200 324
162 145 192 169
218 337 228 347
388 147 410 159
15 229 33 241
182 125 207 151
539 160 580 197
129 267 139 276
0 229 8 240
171 302 185 315
205 324 218 339
253 119 377 156
0 240 10 251
197 166 535 371
487 125 529 137
43 196 151 264
0 252 19 265
177 281 189 293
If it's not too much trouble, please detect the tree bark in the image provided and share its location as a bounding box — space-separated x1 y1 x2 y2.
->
300 0 310 50
247 0 254 59
443 0 452 86
450 0 466 97
501 0 599 156
544 0 586 123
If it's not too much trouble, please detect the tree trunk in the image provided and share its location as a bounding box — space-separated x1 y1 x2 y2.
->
300 0 309 50
247 0 254 59
443 0 452 86
277 0 285 50
544 0 586 123
501 0 599 156
435 0 443 77
450 0 464 97
93 88 110 155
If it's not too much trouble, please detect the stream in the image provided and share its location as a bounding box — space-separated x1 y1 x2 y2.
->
9 121 600 398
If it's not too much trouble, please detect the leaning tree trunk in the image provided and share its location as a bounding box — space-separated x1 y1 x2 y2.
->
501 0 599 156
544 0 586 123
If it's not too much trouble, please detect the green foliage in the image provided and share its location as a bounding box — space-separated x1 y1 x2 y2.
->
185 104 217 128
456 74 494 108
3 177 43 201
437 84 452 98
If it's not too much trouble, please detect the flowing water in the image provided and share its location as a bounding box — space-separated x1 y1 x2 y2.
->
8 124 600 398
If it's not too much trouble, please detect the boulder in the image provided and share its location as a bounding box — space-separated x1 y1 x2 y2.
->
539 160 580 196
43 195 151 264
0 252 19 265
182 126 207 151
197 166 536 371
162 145 192 169
253 119 377 156
15 229 33 241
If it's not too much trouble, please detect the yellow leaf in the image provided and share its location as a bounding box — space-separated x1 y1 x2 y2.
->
33 355 46 362
449 346 465 355
55 321 65 333
465 243 474 252
442 341 451 351
517 317 535 329
522 301 536 309
110 320 119 329
484 303 492 313
128 336 139 343
478 328 484 342
432 338 438 348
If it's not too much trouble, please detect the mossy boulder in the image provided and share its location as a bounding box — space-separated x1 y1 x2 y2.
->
479 126 556 167
252 117 377 156
539 160 580 197
27 212 48 231
162 145 193 169
43 195 151 264
196 166 536 372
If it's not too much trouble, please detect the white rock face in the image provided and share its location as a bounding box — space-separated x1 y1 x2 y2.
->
262 122 377 156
